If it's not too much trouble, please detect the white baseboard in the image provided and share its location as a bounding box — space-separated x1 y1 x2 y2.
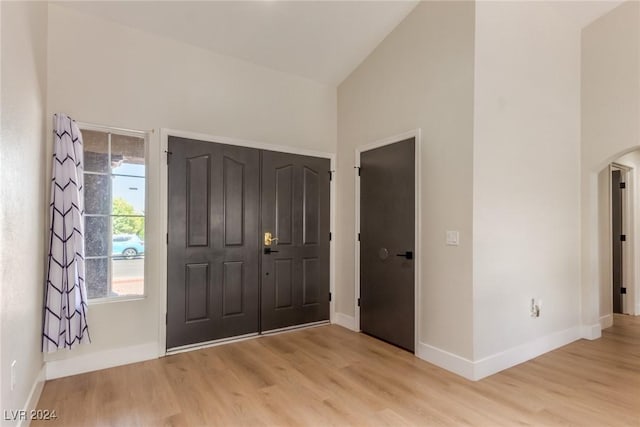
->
600 314 613 329
17 365 46 427
636 304 640 316
580 322 602 340
473 326 581 380
416 326 581 382
45 342 158 380
333 312 357 331
416 342 474 380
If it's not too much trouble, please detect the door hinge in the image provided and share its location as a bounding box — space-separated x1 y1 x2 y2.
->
357 233 360 242
164 150 172 165
329 232 332 241
166 233 169 244
354 166 360 176
620 182 626 189
621 287 627 294
329 292 332 302
328 170 334 181
357 298 361 307
620 234 627 242
165 313 168 324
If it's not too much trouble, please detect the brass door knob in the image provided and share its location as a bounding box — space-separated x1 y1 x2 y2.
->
264 232 279 246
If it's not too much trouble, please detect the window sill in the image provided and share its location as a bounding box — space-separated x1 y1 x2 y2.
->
88 295 147 305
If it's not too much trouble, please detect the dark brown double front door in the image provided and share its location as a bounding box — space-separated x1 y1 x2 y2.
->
167 137 330 349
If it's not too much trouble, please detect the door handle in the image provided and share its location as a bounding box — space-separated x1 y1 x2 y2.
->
396 251 413 260
264 232 279 246
264 248 280 255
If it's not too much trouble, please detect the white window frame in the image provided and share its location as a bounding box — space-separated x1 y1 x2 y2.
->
78 122 149 304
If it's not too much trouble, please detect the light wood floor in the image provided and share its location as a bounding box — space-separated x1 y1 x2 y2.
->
35 315 640 426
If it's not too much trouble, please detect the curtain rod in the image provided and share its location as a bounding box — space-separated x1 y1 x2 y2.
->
75 120 154 135
53 115 154 135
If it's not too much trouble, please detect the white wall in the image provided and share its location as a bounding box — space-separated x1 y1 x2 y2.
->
473 2 583 362
0 1 48 421
581 1 640 331
45 4 336 370
337 1 476 360
47 4 336 152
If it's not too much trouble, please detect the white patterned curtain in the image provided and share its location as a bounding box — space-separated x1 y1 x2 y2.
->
43 114 90 352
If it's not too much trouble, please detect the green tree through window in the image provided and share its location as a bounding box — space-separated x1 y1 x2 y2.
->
112 197 145 239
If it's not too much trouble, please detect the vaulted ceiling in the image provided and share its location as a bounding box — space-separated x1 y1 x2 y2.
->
57 1 419 86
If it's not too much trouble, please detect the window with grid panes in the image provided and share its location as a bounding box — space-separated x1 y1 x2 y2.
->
82 128 147 300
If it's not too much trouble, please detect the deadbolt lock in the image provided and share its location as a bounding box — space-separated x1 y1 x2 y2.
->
264 232 279 246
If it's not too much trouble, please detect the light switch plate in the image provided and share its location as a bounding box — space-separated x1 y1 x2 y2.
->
446 230 459 246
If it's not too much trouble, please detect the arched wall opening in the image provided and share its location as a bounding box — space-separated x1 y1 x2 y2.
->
583 145 640 337
599 148 640 320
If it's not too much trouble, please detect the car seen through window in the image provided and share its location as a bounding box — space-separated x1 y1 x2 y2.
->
112 234 144 259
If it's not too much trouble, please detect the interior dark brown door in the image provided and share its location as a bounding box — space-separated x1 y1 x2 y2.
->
261 151 331 331
360 138 415 352
612 169 624 314
167 137 260 348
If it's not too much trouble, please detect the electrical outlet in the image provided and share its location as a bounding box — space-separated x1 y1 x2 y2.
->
10 360 17 391
530 299 541 318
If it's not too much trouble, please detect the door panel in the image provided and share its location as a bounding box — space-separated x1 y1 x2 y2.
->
167 137 260 349
303 167 320 245
360 138 415 352
186 155 210 247
612 169 623 314
261 151 330 331
276 166 294 245
223 157 245 246
222 261 244 316
303 258 320 305
185 263 209 321
275 258 294 309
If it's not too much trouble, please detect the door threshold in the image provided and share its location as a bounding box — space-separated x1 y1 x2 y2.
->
261 320 330 335
166 332 260 355
165 320 330 356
